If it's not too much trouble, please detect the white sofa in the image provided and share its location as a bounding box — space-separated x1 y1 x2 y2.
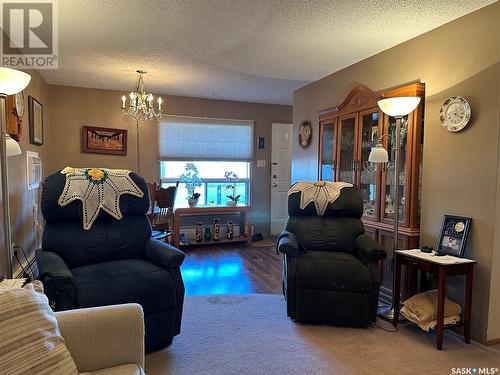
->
55 303 145 375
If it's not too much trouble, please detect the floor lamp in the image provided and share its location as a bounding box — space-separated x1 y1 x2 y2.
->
0 67 31 278
369 96 421 320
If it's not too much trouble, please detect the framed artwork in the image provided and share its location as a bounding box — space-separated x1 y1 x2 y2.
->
28 96 43 145
436 215 472 257
82 126 127 155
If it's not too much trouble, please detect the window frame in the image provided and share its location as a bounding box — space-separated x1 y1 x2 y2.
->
159 161 252 207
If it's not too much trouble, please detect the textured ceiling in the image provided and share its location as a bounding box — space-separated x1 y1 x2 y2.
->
39 0 494 105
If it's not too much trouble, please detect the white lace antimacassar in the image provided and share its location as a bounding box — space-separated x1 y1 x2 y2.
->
288 181 353 216
58 167 144 230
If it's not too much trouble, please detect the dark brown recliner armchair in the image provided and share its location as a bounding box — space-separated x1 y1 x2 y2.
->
277 185 386 326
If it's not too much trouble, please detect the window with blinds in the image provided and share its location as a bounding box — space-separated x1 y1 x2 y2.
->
158 116 254 161
158 116 254 207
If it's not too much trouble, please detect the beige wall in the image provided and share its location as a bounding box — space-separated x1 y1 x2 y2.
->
292 3 499 343
0 69 50 276
47 85 292 235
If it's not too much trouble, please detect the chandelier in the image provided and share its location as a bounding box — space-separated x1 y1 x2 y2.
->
121 70 163 121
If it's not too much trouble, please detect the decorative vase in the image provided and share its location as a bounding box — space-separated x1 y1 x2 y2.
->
213 219 220 241
226 200 236 207
204 226 212 241
226 220 234 240
188 197 199 208
195 222 203 242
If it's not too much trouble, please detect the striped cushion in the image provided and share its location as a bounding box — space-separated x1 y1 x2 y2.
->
0 282 78 375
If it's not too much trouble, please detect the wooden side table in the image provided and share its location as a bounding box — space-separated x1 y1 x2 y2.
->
172 205 252 248
393 249 476 350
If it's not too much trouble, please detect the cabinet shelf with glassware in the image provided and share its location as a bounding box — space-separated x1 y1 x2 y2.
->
318 82 425 300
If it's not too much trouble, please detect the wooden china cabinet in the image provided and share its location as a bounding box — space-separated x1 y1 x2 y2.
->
318 82 425 300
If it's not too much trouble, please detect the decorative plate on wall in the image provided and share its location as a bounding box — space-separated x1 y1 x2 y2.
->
299 121 312 148
439 96 471 132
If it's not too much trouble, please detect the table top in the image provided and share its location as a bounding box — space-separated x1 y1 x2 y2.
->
174 205 251 214
395 249 476 265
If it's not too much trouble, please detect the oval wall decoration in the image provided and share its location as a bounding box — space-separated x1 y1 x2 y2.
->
299 121 312 148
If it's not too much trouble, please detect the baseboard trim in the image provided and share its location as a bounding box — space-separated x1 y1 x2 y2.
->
487 338 500 346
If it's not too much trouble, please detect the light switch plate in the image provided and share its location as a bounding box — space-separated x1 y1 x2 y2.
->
256 160 266 168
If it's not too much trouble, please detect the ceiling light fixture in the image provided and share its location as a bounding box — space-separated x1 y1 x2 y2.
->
120 70 163 122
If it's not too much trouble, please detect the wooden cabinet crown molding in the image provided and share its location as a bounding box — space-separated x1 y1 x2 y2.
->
319 85 382 122
318 82 425 122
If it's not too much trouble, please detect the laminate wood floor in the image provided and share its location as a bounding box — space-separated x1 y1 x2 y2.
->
181 242 283 296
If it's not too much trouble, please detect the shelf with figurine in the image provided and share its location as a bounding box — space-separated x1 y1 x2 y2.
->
178 219 252 247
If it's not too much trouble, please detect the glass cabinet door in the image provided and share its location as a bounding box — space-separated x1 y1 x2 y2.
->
359 111 380 219
382 115 410 224
320 122 335 181
337 116 356 184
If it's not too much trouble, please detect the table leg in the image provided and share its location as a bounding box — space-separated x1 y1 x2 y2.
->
464 265 473 344
392 254 402 327
172 213 180 248
436 266 447 350
247 222 253 244
239 211 245 237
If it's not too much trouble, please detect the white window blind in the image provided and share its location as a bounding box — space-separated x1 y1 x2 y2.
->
159 116 254 161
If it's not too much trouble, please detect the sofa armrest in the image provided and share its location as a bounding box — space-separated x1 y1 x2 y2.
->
36 249 74 288
354 234 387 264
55 304 145 373
144 238 185 268
36 249 75 310
277 231 305 256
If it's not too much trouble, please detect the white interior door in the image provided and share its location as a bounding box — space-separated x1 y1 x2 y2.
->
271 123 293 235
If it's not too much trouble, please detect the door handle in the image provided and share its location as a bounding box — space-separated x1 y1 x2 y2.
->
273 184 278 188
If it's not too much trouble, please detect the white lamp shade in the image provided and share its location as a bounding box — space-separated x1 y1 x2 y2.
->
6 134 21 156
377 97 421 117
368 144 389 163
0 68 31 95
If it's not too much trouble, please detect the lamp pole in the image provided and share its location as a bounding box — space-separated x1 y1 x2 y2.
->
136 119 140 174
0 94 13 278
369 96 421 321
392 116 402 255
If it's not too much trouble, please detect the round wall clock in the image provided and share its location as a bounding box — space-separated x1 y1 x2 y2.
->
6 92 25 141
299 121 312 148
439 96 471 132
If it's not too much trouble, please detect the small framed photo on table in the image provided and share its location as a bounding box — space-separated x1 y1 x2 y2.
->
437 215 472 257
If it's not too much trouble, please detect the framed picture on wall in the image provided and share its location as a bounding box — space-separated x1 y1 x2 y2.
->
436 215 472 257
28 96 43 146
82 126 128 155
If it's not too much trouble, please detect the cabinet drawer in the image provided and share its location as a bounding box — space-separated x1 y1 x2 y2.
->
400 256 435 272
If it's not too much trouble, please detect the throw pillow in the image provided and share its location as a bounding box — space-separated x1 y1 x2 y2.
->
0 282 78 375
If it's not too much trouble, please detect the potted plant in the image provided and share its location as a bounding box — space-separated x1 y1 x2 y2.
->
224 171 240 207
179 163 203 207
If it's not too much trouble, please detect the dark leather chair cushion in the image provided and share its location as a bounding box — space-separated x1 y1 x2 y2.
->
72 259 176 314
296 251 372 292
42 216 151 269
285 216 364 253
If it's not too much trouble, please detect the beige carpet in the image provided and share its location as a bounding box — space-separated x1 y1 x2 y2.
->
146 294 500 375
